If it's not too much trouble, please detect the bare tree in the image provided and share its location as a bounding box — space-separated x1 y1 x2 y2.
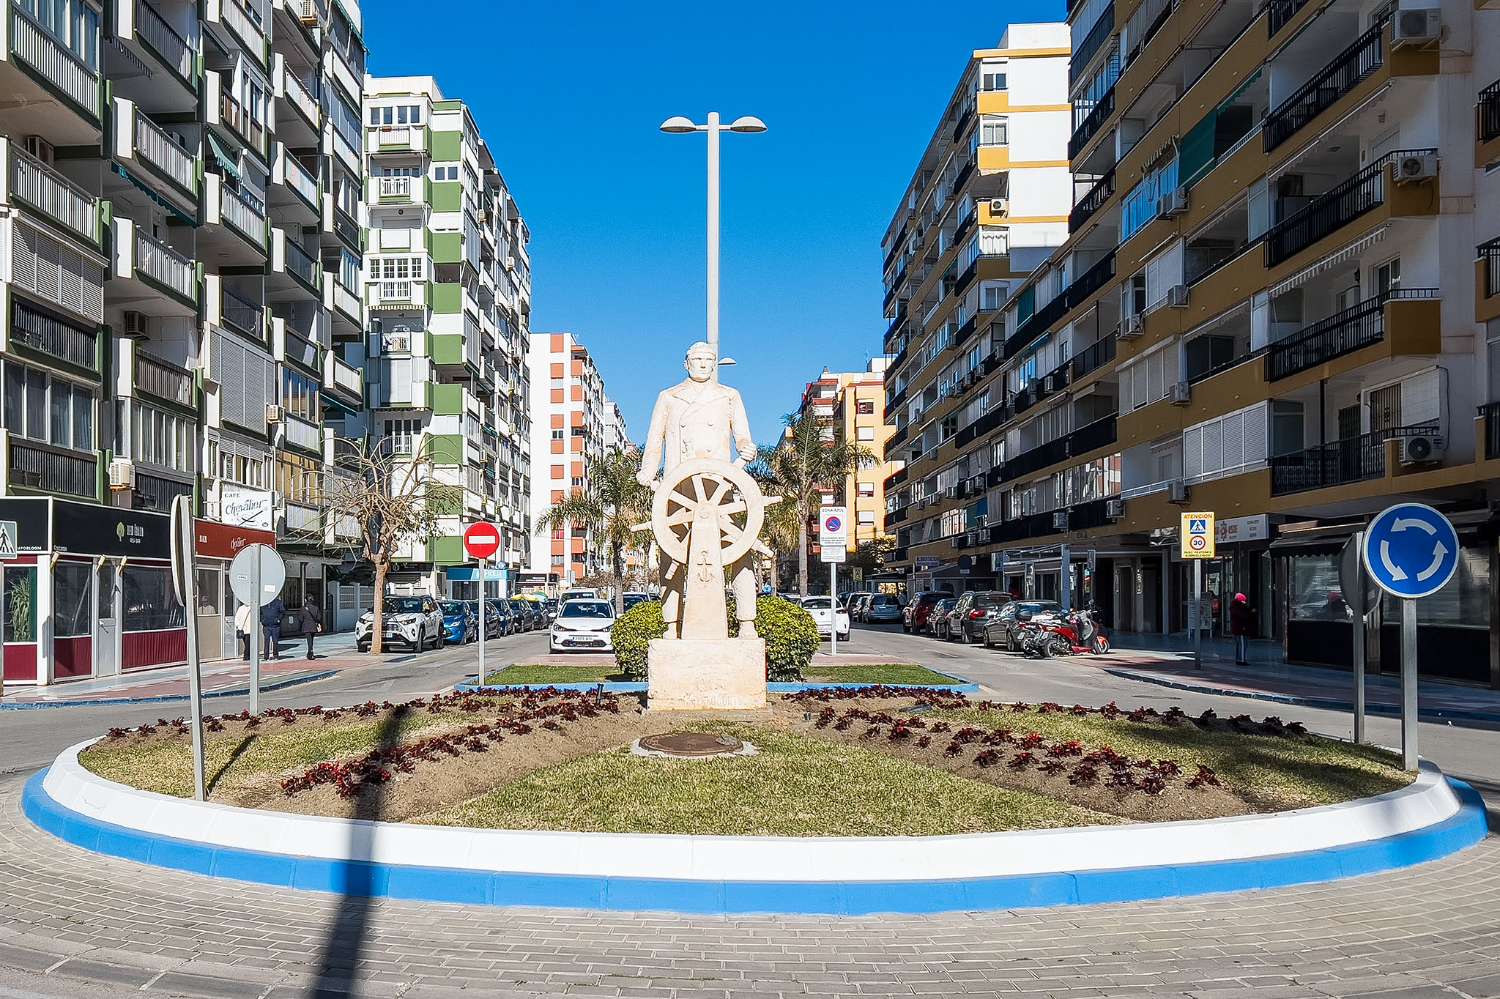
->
325 435 461 654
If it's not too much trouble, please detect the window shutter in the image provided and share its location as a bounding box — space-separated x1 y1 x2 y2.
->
1243 402 1269 465
1401 370 1440 426
1201 419 1224 477
1183 426 1202 480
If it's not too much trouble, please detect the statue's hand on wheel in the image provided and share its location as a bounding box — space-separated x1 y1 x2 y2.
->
636 471 658 491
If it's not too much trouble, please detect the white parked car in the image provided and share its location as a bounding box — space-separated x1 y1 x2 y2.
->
356 595 444 653
549 599 617 653
560 587 600 603
800 596 850 642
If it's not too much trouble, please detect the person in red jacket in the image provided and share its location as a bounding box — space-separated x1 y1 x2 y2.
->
1229 592 1252 665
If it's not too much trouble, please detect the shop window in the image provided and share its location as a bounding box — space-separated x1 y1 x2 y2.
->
195 568 221 617
54 562 91 638
122 565 184 632
3 566 37 643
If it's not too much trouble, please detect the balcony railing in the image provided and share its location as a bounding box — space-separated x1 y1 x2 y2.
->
135 350 194 407
284 237 318 288
219 0 265 55
378 176 412 200
1001 416 1118 484
281 68 320 125
1070 332 1118 381
329 355 362 398
1482 402 1500 461
10 3 99 118
1068 252 1116 308
135 113 196 193
8 142 98 245
8 437 95 499
222 288 263 337
1068 85 1115 159
283 414 322 453
1482 79 1500 145
1263 153 1414 267
1264 20 1384 152
377 280 415 304
282 152 318 206
220 183 266 243
136 0 192 82
1270 424 1439 495
284 329 319 371
1070 168 1115 233
1070 2 1115 86
135 230 195 301
1480 237 1500 299
1267 0 1310 35
1265 288 1436 381
11 297 96 370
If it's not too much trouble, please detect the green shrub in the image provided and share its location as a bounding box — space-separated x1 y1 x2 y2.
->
610 594 818 682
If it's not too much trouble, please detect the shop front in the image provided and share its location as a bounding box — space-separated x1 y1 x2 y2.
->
0 498 185 686
193 519 277 662
446 565 508 601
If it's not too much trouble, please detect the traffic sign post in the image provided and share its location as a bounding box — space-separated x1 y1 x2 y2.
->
229 544 286 717
1339 532 1377 744
169 495 205 802
1181 512 1215 669
820 507 848 656
464 523 503 685
1361 503 1461 770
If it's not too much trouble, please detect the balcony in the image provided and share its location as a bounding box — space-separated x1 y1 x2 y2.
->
135 350 194 408
330 279 362 334
1481 79 1500 154
371 279 427 308
282 414 322 454
1479 238 1500 324
1264 154 1420 267
281 235 320 293
1070 332 1118 382
270 144 320 222
1481 402 1500 462
368 125 428 155
1068 85 1114 160
133 228 197 306
1070 168 1115 233
1070 2 1115 86
220 183 266 247
219 91 267 159
4 138 101 247
7 0 101 124
221 288 263 339
131 106 198 201
10 296 97 372
1266 289 1438 382
1007 254 1114 356
134 0 194 90
1263 20 1384 153
1267 0 1310 36
1270 424 1439 496
1001 416 1118 484
212 0 266 63
324 352 363 407
283 499 322 535
281 326 320 374
274 59 320 140
7 435 96 499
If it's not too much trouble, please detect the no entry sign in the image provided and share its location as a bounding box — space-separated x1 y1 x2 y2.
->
463 522 502 560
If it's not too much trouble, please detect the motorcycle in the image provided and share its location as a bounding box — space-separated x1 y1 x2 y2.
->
1039 609 1111 656
1013 618 1056 658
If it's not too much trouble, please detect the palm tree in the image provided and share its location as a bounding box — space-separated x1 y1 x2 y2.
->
754 410 874 597
535 446 653 613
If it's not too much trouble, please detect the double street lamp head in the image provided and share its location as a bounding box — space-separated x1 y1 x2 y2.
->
658 115 768 134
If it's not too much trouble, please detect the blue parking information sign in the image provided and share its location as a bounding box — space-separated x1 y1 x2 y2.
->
1361 502 1459 600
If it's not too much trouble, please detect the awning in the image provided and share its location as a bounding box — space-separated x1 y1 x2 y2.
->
1268 225 1388 297
110 163 197 226
205 130 242 182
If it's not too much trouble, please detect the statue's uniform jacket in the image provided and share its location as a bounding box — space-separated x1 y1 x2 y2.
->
640 380 755 475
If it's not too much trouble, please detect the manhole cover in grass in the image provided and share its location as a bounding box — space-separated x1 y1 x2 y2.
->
638 732 745 758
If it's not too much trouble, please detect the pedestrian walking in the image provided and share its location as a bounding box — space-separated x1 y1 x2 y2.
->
1230 592 1252 665
261 596 285 661
299 601 322 660
234 602 253 661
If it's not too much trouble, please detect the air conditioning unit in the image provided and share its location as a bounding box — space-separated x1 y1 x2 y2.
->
1052 511 1069 531
1166 285 1190 308
22 135 54 165
1168 480 1189 503
107 458 135 491
1399 433 1446 466
265 404 284 424
1394 153 1439 183
119 311 150 338
1120 315 1145 339
989 198 1009 216
1169 381 1191 405
1157 188 1188 218
1392 8 1440 47
1106 497 1125 519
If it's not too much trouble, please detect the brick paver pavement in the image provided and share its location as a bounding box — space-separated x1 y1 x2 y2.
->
2 774 1500 999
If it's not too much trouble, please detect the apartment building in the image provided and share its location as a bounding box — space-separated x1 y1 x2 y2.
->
885 0 1500 686
0 0 370 681
879 23 1073 585
525 332 609 592
603 397 629 454
354 76 534 607
795 359 900 554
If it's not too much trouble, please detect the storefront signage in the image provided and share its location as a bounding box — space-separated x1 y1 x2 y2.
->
1216 515 1270 545
218 482 274 531
915 556 941 571
196 519 277 560
0 521 17 559
0 499 178 560
1180 511 1216 560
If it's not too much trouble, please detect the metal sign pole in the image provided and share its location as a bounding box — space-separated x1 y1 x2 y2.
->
1401 597 1418 770
171 497 206 802
477 555 486 685
250 553 261 716
1059 544 1071 613
1193 559 1203 669
1351 529 1366 745
830 561 837 657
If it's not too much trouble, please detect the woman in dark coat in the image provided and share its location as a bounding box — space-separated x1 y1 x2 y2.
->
1229 592 1252 665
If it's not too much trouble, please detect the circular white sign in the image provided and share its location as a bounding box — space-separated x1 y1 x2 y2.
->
229 543 287 607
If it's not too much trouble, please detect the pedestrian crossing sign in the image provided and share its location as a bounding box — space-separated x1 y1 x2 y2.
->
1180 511 1215 560
0 521 16 558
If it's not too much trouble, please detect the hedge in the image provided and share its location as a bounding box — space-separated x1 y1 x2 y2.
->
611 596 818 682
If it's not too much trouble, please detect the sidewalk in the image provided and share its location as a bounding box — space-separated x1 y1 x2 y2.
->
1097 635 1500 726
0 631 364 708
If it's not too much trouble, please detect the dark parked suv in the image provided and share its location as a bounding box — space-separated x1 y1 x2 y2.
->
947 590 1010 643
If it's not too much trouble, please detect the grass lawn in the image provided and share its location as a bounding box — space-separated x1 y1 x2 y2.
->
801 663 961 686
939 705 1408 811
483 664 627 685
420 723 1116 836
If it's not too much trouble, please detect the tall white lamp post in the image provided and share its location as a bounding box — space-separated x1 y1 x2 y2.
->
659 112 766 369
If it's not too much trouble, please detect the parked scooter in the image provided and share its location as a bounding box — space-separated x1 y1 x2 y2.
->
1039 608 1111 656
1013 618 1056 658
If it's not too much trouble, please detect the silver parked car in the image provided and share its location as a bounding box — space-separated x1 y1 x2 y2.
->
864 592 904 624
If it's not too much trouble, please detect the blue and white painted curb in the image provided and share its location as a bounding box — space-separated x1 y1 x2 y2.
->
456 668 980 695
0 670 338 711
25 741 1488 915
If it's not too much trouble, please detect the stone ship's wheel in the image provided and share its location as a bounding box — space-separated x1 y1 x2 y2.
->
651 458 766 567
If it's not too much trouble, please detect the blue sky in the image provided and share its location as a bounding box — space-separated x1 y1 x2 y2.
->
362 0 1062 444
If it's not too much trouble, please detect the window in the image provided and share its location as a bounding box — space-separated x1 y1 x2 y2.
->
979 117 1008 147
128 401 193 472
433 165 458 181
1121 156 1180 243
122 565 184 632
383 418 420 454
282 367 319 422
858 481 876 497
858 511 876 525
1183 402 1269 483
1375 257 1401 295
15 0 100 69
858 426 876 442
278 451 321 506
2 362 95 452
54 562 91 638
3 566 36 643
373 255 425 280
856 400 875 415
981 71 1007 91
550 429 564 440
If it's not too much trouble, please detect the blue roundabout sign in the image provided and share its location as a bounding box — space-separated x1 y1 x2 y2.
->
1361 502 1460 600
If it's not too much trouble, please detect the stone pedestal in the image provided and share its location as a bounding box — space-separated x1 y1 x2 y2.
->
648 638 767 711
